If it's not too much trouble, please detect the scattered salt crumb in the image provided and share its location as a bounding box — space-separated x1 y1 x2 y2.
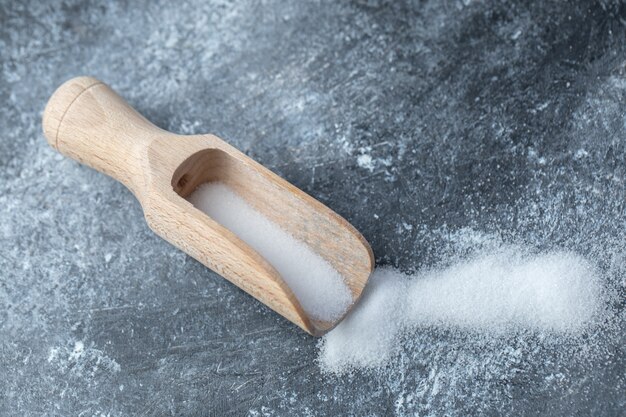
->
527 148 547 165
188 182 352 322
104 253 113 263
319 244 603 373
574 149 589 160
47 347 59 363
70 341 84 360
338 135 354 155
536 101 550 111
357 154 375 172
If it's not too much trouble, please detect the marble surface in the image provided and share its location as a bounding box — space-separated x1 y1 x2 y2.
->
1 0 625 415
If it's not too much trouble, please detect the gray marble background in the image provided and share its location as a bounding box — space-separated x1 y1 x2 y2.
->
1 0 625 416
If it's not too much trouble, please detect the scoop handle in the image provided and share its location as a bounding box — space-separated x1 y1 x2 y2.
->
42 76 163 195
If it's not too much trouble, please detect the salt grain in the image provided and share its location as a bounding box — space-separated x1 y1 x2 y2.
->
188 182 353 322
319 244 603 373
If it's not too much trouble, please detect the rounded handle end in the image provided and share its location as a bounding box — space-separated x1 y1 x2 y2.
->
42 76 103 150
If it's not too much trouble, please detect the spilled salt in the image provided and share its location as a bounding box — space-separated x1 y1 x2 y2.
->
319 244 603 373
188 182 353 322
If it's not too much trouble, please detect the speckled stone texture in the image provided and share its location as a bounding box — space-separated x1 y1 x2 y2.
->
1 0 625 416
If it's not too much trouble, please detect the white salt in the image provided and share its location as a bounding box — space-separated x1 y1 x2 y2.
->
319 244 603 373
188 182 353 322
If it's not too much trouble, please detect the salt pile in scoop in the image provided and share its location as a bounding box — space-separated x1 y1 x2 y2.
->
189 182 353 322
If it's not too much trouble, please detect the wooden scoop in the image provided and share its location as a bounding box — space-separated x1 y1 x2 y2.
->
42 76 374 336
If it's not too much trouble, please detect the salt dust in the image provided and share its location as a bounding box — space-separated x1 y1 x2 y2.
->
47 341 121 377
319 243 604 373
188 182 353 322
